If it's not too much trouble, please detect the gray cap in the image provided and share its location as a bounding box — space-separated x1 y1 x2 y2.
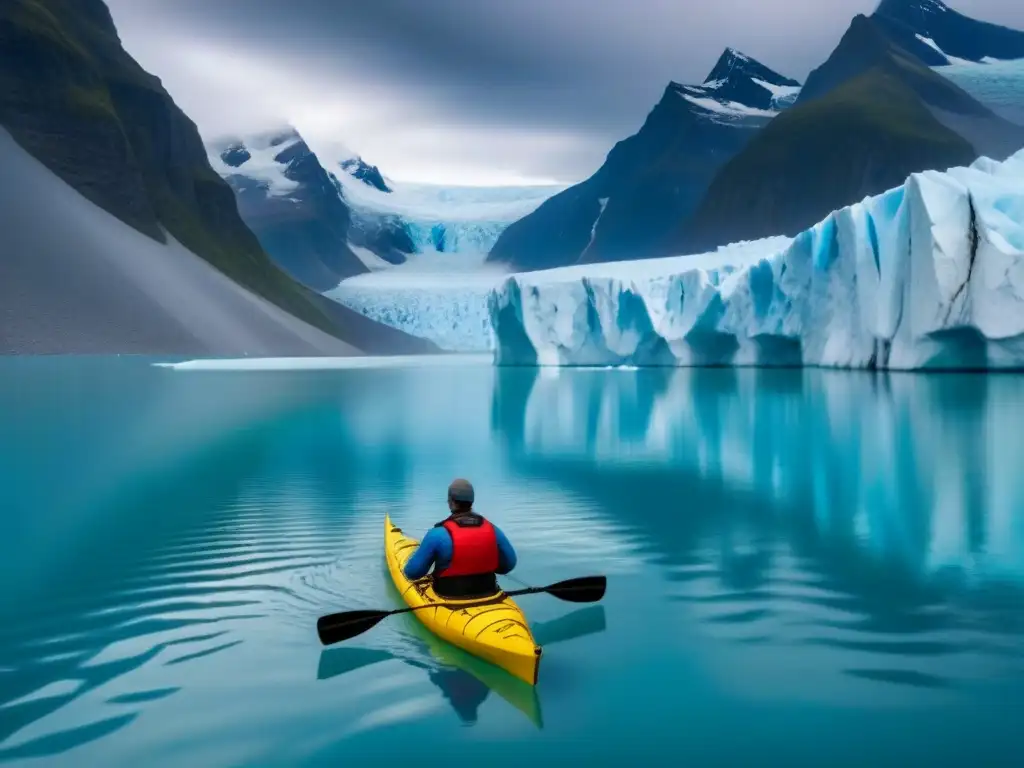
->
447 478 475 504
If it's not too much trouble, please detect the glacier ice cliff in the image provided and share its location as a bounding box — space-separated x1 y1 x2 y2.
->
326 257 505 352
488 149 1024 370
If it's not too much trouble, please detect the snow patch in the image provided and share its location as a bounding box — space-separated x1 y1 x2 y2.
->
751 78 802 105
488 149 1024 370
208 134 301 197
680 93 778 119
914 34 976 66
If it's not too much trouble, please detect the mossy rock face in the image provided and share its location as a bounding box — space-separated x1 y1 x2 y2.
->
0 0 159 238
0 0 345 338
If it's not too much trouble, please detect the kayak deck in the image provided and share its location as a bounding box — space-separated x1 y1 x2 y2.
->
384 514 542 686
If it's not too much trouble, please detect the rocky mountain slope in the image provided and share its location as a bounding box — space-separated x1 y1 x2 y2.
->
210 129 415 291
486 49 800 272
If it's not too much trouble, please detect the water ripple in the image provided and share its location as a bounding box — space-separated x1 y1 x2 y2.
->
0 460 391 762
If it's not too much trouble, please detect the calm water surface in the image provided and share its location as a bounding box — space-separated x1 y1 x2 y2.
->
1 358 1022 766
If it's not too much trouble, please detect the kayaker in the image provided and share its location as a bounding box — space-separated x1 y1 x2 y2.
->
403 478 517 599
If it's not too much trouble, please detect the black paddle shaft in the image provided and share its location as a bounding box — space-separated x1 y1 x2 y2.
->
316 575 606 646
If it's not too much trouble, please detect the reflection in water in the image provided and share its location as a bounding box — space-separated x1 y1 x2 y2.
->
316 605 607 728
492 367 1024 697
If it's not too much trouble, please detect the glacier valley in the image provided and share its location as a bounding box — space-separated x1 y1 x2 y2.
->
489 148 1024 370
332 169 565 259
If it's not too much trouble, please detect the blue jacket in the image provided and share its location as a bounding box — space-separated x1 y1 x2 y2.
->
403 520 517 581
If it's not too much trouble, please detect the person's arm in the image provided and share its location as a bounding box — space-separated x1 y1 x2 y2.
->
403 529 442 580
493 525 517 575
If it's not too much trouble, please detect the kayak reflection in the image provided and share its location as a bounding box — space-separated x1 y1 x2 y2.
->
316 604 607 729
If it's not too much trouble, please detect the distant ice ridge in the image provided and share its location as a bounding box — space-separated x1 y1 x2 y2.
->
489 148 1024 370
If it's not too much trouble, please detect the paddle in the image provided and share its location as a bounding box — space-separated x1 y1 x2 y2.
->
316 575 606 647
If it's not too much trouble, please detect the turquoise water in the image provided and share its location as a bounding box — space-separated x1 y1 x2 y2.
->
1 358 1023 766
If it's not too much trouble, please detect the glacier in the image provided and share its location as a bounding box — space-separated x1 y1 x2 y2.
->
328 162 564 257
326 239 790 353
488 148 1024 370
327 253 507 352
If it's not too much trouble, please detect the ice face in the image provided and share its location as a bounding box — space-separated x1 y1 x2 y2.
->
326 253 509 352
488 149 1024 370
325 238 790 354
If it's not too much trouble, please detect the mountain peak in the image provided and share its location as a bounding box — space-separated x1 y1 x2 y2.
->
796 9 1019 135
339 156 391 193
695 48 800 110
797 15 904 103
704 48 797 87
874 0 950 20
873 0 1024 63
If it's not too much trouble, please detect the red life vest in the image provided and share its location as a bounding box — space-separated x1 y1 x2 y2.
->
435 514 499 577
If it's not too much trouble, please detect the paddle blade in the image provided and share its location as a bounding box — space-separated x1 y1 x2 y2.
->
544 575 606 603
317 609 390 646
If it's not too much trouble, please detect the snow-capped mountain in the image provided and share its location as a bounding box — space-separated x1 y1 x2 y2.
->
870 0 1024 126
872 0 1024 65
210 128 563 287
208 128 414 291
699 47 802 110
680 8 1024 254
339 155 391 193
486 49 801 272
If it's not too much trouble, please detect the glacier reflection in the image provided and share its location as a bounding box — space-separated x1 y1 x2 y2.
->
492 367 1024 584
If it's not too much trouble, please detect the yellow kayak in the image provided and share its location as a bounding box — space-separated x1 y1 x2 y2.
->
384 514 542 686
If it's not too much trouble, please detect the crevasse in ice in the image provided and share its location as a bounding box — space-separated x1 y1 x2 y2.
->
488 149 1024 370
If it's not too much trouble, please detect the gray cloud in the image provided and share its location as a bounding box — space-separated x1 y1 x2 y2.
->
104 0 1024 184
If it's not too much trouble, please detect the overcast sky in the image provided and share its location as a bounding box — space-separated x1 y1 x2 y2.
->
104 0 1024 186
